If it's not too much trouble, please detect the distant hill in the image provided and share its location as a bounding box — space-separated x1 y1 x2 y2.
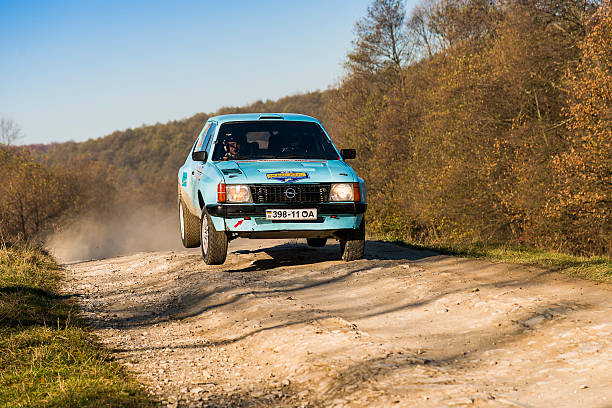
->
37 91 333 204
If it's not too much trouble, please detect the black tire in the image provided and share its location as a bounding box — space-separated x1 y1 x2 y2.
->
307 238 327 247
200 211 228 265
339 218 365 261
179 197 201 248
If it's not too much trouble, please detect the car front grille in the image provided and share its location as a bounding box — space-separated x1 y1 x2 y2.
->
250 184 331 204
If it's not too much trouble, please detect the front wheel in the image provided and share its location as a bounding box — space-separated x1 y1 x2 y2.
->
200 212 228 265
339 218 365 261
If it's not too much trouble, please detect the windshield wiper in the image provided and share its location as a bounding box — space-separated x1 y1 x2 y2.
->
226 155 328 160
224 156 252 161
279 155 326 159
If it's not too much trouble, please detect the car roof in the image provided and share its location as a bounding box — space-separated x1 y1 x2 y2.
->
208 113 320 125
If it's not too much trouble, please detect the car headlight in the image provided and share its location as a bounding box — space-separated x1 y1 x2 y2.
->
226 184 252 203
330 183 359 202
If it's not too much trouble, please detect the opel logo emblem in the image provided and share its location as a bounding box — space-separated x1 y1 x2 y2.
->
284 187 296 199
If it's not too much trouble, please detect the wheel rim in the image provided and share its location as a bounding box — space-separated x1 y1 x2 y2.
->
201 214 209 255
179 201 185 240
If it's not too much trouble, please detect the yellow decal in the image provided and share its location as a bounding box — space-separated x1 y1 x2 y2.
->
266 172 309 182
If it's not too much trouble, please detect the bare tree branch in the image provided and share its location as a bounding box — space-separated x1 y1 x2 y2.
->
0 117 23 146
347 0 413 77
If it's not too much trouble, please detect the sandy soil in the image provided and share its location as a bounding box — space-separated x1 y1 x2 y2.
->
62 240 612 407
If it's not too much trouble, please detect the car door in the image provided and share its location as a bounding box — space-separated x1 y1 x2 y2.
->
190 121 217 204
180 122 210 212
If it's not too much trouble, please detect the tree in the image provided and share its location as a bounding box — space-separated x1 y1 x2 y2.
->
0 145 116 243
346 0 412 78
549 1 612 255
0 117 23 146
408 2 439 59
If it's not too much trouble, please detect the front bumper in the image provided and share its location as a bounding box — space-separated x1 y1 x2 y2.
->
205 202 366 217
205 202 366 237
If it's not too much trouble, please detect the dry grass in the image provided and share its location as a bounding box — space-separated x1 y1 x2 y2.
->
381 238 612 284
0 244 155 407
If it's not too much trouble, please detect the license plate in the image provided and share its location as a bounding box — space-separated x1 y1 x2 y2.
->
265 209 317 220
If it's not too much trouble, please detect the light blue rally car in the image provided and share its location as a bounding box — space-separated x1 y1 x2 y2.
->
177 113 367 265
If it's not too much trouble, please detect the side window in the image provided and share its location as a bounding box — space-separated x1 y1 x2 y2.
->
190 134 202 154
203 122 217 154
193 122 212 153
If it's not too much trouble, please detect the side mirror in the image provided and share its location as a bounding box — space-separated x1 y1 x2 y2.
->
340 149 356 160
192 150 207 162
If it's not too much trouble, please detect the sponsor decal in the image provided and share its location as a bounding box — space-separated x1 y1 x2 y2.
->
181 172 188 187
195 164 204 181
257 167 316 172
266 171 309 183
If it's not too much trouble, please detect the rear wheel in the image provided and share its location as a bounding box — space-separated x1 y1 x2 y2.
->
307 238 327 247
179 198 200 248
339 218 365 261
200 212 228 265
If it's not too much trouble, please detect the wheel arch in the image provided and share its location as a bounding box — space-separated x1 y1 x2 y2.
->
197 190 205 211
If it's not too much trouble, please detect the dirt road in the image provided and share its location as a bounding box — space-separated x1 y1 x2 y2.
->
63 240 612 407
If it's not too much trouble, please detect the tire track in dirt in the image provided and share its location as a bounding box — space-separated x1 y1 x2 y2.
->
63 240 612 407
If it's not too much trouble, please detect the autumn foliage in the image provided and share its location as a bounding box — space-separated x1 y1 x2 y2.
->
547 2 611 254
329 0 610 256
26 0 610 257
0 146 114 243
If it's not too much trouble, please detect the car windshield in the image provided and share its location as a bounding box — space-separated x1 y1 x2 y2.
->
211 121 339 161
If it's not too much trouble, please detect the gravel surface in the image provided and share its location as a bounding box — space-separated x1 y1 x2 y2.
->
63 239 612 407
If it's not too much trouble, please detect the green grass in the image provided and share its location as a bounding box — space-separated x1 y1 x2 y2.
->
380 238 612 284
0 244 155 408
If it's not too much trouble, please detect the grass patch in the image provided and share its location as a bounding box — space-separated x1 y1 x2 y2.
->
379 238 612 284
0 244 154 407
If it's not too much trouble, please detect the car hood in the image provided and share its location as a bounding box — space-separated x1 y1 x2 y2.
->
214 160 356 184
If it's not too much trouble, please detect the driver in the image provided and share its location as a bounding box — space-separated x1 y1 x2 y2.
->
220 133 243 160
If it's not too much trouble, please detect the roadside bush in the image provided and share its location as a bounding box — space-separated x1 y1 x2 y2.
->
546 3 612 256
0 146 114 244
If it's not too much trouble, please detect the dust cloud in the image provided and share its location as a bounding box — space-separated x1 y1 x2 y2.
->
47 204 185 263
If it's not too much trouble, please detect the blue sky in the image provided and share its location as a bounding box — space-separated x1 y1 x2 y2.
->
1 0 417 144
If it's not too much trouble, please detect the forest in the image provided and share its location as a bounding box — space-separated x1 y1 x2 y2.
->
1 0 610 257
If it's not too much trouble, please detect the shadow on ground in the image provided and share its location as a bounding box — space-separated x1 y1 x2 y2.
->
89 241 562 356
229 239 440 272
